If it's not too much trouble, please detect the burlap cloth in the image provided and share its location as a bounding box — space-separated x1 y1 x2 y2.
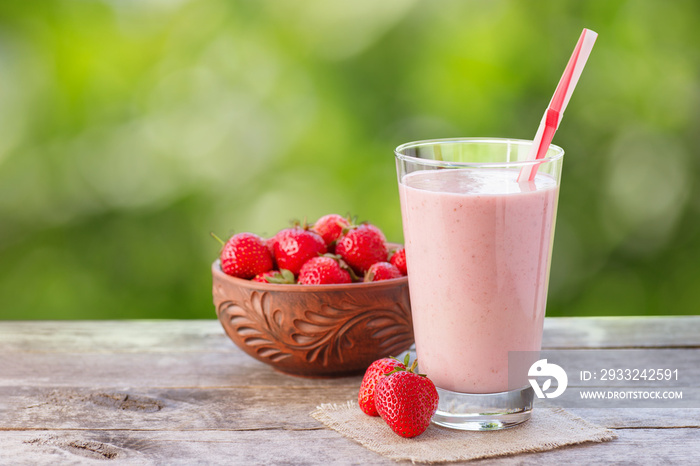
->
311 401 616 463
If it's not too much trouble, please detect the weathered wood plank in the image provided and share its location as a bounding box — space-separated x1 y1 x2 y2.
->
1 319 698 465
0 429 388 465
542 316 700 349
0 351 364 389
1 317 699 357
2 347 698 390
0 386 355 431
469 427 700 465
2 386 698 432
0 320 227 354
566 408 700 429
1 428 699 465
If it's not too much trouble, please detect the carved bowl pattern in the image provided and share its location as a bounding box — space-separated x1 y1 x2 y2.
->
212 260 414 377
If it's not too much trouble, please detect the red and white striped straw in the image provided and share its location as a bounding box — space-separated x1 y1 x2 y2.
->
518 28 598 183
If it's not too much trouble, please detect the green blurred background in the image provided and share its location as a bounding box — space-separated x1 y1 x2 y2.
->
0 0 698 320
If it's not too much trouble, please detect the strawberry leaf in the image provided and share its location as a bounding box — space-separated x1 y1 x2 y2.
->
264 269 296 284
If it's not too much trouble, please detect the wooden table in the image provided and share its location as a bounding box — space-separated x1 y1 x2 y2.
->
1 317 699 464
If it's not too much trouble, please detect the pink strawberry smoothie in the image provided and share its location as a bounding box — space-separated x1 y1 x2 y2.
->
399 168 559 394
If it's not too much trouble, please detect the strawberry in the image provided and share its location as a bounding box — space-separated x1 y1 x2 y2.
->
218 232 274 279
252 269 295 284
335 224 388 275
272 227 327 276
361 222 387 242
311 214 351 250
264 236 277 262
298 255 352 285
389 248 407 276
358 357 407 416
252 270 276 283
365 261 402 282
374 358 439 438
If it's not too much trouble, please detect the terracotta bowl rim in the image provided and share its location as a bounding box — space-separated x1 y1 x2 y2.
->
212 260 408 291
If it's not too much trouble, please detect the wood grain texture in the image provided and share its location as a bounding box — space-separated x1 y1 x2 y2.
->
542 316 700 349
1 317 699 465
1 316 697 354
2 428 700 465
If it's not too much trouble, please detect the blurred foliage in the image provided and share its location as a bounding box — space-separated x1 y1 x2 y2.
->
0 0 698 319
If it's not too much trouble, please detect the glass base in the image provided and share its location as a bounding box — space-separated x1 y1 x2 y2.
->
432 386 534 431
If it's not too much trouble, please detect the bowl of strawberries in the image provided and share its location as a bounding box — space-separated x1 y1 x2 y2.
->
212 214 413 378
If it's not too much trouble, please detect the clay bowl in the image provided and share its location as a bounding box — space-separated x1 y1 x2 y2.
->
212 260 413 377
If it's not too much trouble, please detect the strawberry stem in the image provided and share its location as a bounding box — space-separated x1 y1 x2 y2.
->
328 253 360 282
383 354 426 377
210 232 226 247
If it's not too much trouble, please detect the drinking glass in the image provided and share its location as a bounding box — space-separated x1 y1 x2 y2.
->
395 138 564 430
